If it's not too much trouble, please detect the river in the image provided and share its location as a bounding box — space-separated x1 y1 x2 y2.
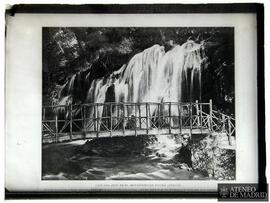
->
42 134 211 180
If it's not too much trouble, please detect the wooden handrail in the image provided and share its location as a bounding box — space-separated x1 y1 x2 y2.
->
42 100 235 145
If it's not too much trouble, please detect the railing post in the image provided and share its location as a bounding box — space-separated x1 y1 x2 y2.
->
178 103 182 135
200 103 203 130
158 103 161 131
138 103 141 130
209 99 213 132
42 107 45 143
189 102 193 137
146 103 149 135
134 104 137 136
117 103 120 119
55 114 58 143
228 117 232 145
43 107 45 121
93 104 96 132
95 104 99 138
149 104 151 128
222 114 226 133
195 100 200 126
123 103 126 136
110 103 113 137
70 104 73 141
169 102 172 134
82 105 86 139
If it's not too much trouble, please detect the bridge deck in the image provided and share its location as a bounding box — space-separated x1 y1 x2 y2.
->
42 128 235 150
43 128 211 144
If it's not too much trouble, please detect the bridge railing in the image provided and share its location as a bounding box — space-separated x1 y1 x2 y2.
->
42 100 235 144
211 110 235 145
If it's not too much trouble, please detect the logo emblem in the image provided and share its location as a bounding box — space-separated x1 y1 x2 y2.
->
219 186 229 198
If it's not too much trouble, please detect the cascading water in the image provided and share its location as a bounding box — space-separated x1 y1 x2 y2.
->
58 40 206 130
85 40 205 105
60 40 205 104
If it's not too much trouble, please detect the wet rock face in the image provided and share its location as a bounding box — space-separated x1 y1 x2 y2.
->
171 133 236 180
174 146 192 168
191 135 214 177
173 134 192 168
191 135 236 180
172 134 192 169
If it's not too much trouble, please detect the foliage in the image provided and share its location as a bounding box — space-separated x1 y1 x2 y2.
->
191 135 236 180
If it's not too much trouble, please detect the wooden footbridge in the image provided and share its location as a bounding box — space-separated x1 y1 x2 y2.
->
42 99 235 146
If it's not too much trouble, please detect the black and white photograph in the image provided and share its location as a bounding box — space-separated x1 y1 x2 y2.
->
42 27 236 181
4 2 266 198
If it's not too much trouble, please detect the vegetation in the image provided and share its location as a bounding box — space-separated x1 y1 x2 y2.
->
192 135 235 180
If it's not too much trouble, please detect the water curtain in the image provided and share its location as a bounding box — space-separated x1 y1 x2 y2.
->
59 40 206 127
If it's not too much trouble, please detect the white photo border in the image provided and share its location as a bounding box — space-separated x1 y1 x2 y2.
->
5 4 264 195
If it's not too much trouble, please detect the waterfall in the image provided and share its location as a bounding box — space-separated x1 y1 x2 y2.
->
58 40 206 127
84 40 204 104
